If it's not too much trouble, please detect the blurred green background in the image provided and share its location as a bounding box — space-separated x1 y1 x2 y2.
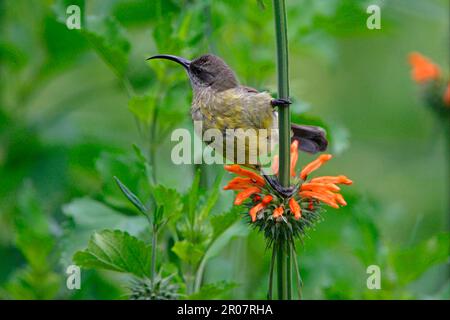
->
0 0 448 299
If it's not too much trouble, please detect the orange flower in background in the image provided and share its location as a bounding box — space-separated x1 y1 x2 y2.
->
408 52 441 83
224 141 352 224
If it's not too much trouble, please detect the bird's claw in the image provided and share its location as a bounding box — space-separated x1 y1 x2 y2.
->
263 175 296 198
271 98 292 107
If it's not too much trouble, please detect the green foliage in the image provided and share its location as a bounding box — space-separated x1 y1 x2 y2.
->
74 229 152 278
0 0 448 300
172 240 204 266
188 281 237 299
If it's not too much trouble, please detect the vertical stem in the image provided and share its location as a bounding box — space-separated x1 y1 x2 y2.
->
268 243 277 300
276 241 287 299
286 241 292 299
273 0 291 188
273 0 292 300
151 225 157 282
291 242 303 299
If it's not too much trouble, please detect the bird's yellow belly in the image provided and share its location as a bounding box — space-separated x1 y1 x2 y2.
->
191 89 277 166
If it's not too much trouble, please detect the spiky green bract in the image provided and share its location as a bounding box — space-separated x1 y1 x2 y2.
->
129 274 181 300
247 204 324 248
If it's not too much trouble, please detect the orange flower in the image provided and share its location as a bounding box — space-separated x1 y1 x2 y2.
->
223 177 256 190
224 141 352 224
310 175 353 185
234 186 261 205
249 203 266 222
299 154 332 180
224 165 265 186
408 52 441 83
290 140 299 177
272 155 279 175
289 198 301 220
273 206 284 218
444 83 450 107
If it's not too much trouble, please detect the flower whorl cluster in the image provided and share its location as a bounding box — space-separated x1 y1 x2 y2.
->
223 141 353 244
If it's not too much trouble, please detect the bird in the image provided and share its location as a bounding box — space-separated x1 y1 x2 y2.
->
147 53 328 195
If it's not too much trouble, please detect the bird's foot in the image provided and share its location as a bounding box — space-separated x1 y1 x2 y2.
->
263 175 296 198
271 98 292 108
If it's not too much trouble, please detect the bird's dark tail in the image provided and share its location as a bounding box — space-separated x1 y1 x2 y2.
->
291 124 328 154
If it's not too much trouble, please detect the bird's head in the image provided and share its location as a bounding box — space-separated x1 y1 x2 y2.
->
147 54 239 91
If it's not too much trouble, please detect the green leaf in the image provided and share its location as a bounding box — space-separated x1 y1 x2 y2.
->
204 221 248 262
81 16 130 77
5 267 61 300
15 181 54 271
210 207 242 239
60 197 147 266
114 176 148 214
96 152 150 210
172 240 203 266
189 281 237 300
186 169 201 223
198 172 223 220
391 233 450 285
150 184 183 220
73 229 151 278
128 95 156 125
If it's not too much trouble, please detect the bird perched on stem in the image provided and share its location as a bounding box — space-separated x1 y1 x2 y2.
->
148 54 327 195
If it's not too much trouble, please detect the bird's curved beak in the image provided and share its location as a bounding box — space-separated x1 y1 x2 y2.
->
146 54 191 70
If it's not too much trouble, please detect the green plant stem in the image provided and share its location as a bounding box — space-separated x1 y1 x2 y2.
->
268 243 277 300
273 0 290 188
276 241 287 299
291 242 303 299
286 241 292 299
151 225 157 282
273 0 292 300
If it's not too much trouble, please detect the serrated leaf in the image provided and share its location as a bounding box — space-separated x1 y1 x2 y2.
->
114 176 148 214
73 230 151 278
151 184 183 221
60 198 147 267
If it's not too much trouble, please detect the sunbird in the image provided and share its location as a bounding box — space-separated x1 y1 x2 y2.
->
148 54 328 194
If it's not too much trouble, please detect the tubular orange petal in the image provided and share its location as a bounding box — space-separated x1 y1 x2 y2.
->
408 52 441 83
289 198 301 220
249 203 265 222
300 154 333 180
223 177 254 190
224 165 265 186
335 193 347 206
234 187 261 205
310 175 353 185
273 206 284 218
299 191 339 209
290 140 299 177
262 195 273 205
301 182 340 192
